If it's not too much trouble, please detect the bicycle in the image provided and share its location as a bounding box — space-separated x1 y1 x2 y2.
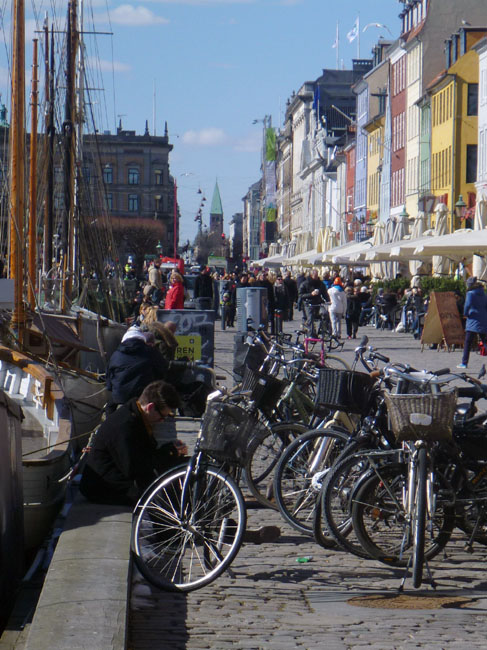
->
131 395 255 591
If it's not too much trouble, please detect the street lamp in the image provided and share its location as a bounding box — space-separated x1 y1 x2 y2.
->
156 240 162 256
455 195 467 219
399 206 410 220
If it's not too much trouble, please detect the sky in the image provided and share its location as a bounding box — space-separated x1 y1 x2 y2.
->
3 0 404 244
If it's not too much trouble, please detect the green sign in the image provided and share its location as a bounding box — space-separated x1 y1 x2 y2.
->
208 255 227 270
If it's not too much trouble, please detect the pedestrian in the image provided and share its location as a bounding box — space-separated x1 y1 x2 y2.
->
164 271 185 310
345 285 362 339
80 380 186 506
283 271 298 320
273 276 290 322
298 269 329 333
148 261 163 291
328 277 347 338
457 276 487 369
257 271 276 333
194 265 214 302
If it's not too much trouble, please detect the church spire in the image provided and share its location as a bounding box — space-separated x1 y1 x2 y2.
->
209 180 223 236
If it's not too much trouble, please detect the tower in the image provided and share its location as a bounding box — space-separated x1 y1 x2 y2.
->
209 180 223 236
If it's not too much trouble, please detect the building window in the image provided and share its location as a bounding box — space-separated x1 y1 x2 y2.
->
128 194 139 211
467 83 478 116
82 166 91 182
154 169 163 185
103 165 113 184
128 167 140 185
466 144 478 184
106 193 113 211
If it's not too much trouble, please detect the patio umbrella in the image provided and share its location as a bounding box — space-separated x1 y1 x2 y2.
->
327 238 373 264
369 221 386 280
413 228 480 261
390 213 409 278
472 191 487 280
432 203 451 276
388 229 435 259
409 212 430 278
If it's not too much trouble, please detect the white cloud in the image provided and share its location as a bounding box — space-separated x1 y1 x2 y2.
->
182 127 228 146
87 57 132 73
233 131 261 153
107 5 169 26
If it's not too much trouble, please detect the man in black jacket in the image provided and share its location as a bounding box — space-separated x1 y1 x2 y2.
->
298 269 329 331
80 381 184 505
283 271 298 320
194 266 214 299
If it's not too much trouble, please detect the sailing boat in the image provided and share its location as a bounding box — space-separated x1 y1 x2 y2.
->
1 1 126 565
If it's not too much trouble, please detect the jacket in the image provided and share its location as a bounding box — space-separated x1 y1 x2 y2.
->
346 294 362 320
298 277 329 306
164 281 185 309
464 285 487 333
328 285 347 314
106 338 168 405
79 399 179 505
194 273 213 298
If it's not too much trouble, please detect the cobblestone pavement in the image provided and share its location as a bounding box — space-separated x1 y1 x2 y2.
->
129 321 487 650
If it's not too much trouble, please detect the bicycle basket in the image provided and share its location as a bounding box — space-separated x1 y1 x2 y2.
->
384 389 458 442
198 399 256 464
241 367 287 414
316 368 376 415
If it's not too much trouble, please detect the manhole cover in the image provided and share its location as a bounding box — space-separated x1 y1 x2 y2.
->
347 594 473 610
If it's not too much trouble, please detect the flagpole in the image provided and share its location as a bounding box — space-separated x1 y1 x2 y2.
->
357 14 360 58
336 21 339 69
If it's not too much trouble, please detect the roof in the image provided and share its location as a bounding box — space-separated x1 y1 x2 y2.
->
210 180 223 215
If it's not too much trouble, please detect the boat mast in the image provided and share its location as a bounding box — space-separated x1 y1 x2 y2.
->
9 0 26 341
28 38 38 309
73 0 85 302
43 21 55 277
61 0 77 312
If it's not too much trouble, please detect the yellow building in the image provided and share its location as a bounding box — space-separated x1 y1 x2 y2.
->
364 116 384 224
428 73 454 229
428 28 485 231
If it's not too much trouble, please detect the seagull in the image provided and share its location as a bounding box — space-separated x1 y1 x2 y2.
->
363 22 393 37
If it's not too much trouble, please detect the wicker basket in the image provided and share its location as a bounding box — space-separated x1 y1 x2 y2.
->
316 368 377 415
198 400 256 464
384 389 458 442
241 367 287 413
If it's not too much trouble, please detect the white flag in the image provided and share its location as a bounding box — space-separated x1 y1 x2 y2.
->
332 37 338 49
347 17 359 43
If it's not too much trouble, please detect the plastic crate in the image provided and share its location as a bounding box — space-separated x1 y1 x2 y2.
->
316 368 377 415
198 400 256 464
241 367 287 413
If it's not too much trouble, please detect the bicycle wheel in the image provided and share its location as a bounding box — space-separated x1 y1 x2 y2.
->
243 421 306 509
316 451 372 556
412 447 427 588
352 463 453 567
322 354 350 371
273 428 349 535
131 465 246 591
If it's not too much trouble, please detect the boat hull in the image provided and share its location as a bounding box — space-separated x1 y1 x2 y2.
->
0 391 24 629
